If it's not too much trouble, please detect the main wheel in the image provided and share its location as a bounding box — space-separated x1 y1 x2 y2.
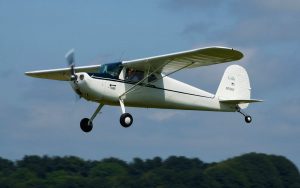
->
245 116 252 123
80 118 93 132
120 113 133 128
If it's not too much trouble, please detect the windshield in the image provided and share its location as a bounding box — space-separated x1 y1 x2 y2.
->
98 62 123 79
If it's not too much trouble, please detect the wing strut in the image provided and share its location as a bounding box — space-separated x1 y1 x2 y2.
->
119 60 195 99
155 62 195 82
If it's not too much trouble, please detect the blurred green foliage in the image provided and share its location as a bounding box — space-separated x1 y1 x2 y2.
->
0 153 299 188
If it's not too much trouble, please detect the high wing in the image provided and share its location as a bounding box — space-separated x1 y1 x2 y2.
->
25 47 242 80
122 46 243 74
25 65 100 81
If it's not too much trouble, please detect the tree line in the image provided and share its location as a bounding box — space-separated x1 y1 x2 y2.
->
0 152 299 188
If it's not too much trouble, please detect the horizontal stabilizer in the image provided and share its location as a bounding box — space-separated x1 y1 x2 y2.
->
220 99 263 104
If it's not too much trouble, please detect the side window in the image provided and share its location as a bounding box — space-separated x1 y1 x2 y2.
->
148 74 157 83
125 68 144 82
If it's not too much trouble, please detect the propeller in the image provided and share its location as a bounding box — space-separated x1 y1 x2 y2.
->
65 49 77 81
65 49 81 101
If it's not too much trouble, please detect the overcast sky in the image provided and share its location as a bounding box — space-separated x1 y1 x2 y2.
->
1 0 299 168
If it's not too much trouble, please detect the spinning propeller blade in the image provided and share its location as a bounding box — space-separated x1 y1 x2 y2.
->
65 49 81 100
65 49 77 81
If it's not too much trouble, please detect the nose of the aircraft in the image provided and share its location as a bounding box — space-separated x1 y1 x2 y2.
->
71 72 92 99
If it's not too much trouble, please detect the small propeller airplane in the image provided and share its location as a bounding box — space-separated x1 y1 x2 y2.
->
25 46 262 133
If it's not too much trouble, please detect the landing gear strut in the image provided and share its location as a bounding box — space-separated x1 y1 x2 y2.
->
236 106 252 123
80 104 104 133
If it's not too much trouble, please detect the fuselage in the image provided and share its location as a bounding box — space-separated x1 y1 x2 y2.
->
71 71 236 112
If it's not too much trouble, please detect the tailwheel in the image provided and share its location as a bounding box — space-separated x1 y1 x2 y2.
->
236 106 252 124
120 113 133 128
80 118 93 132
245 116 252 123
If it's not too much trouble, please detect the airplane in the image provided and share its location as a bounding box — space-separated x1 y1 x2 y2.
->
25 46 262 133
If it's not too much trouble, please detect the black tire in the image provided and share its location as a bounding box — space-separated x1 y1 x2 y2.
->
80 118 93 132
245 116 252 123
120 113 133 128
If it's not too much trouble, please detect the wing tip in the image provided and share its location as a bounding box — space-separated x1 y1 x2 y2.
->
25 71 34 76
196 46 244 60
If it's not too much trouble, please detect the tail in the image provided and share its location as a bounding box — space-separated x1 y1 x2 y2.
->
215 65 262 109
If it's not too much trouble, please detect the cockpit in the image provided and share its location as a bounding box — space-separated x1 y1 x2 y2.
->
89 62 158 84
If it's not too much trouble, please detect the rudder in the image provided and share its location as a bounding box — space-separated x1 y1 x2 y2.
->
216 65 251 109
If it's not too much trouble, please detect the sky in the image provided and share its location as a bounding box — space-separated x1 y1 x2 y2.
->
0 0 300 168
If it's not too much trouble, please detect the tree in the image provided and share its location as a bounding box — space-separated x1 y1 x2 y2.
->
0 153 299 188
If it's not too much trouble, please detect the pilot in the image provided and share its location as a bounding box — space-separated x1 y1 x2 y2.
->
126 68 139 82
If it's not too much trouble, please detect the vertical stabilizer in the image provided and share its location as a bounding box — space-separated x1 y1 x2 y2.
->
216 65 251 109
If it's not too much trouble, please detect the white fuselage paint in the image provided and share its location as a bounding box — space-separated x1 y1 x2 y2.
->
71 72 235 112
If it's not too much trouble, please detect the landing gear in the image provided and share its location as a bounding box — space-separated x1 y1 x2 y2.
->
119 99 133 128
80 118 93 132
80 104 104 133
236 106 252 124
245 116 252 123
120 113 133 128
79 99 134 131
